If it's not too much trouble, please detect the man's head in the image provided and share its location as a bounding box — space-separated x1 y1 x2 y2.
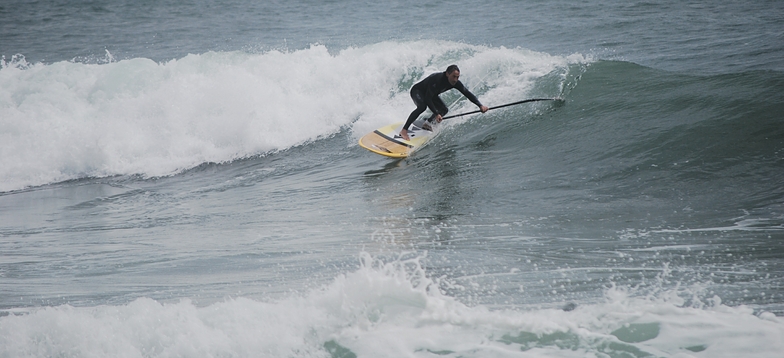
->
445 64 460 85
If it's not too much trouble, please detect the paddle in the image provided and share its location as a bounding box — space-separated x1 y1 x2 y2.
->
442 97 563 120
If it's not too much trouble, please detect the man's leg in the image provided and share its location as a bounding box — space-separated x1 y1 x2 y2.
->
405 90 428 127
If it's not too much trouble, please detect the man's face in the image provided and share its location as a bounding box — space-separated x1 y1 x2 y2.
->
447 70 460 85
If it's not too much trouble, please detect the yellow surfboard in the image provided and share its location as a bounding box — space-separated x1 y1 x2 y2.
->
358 98 562 158
358 121 437 158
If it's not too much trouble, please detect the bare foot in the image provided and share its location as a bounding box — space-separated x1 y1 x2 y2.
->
399 129 410 141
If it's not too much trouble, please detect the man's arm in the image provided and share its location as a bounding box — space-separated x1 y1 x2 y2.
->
424 91 445 116
455 81 483 107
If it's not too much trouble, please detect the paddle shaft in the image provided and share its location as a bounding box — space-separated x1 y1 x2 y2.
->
442 98 560 120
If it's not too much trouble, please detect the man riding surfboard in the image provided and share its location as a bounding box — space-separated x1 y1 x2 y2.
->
399 64 489 140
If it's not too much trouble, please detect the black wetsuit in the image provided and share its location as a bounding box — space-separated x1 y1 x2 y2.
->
403 71 483 130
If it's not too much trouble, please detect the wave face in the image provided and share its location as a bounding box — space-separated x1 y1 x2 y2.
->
474 60 784 230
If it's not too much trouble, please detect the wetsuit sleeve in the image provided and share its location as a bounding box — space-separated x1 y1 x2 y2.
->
455 81 483 107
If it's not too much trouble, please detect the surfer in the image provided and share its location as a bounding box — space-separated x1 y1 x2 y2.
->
399 64 489 140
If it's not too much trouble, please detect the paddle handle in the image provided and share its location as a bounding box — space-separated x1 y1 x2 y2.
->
442 98 562 120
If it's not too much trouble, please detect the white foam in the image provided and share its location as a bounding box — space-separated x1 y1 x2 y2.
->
1 41 581 192
1 252 781 357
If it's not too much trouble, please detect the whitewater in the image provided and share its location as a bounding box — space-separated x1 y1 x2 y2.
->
1 42 578 192
2 254 782 357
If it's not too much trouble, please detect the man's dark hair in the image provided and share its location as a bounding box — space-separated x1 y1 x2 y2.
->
446 64 460 74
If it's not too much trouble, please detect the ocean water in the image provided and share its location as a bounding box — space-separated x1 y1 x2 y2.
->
2 0 783 357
